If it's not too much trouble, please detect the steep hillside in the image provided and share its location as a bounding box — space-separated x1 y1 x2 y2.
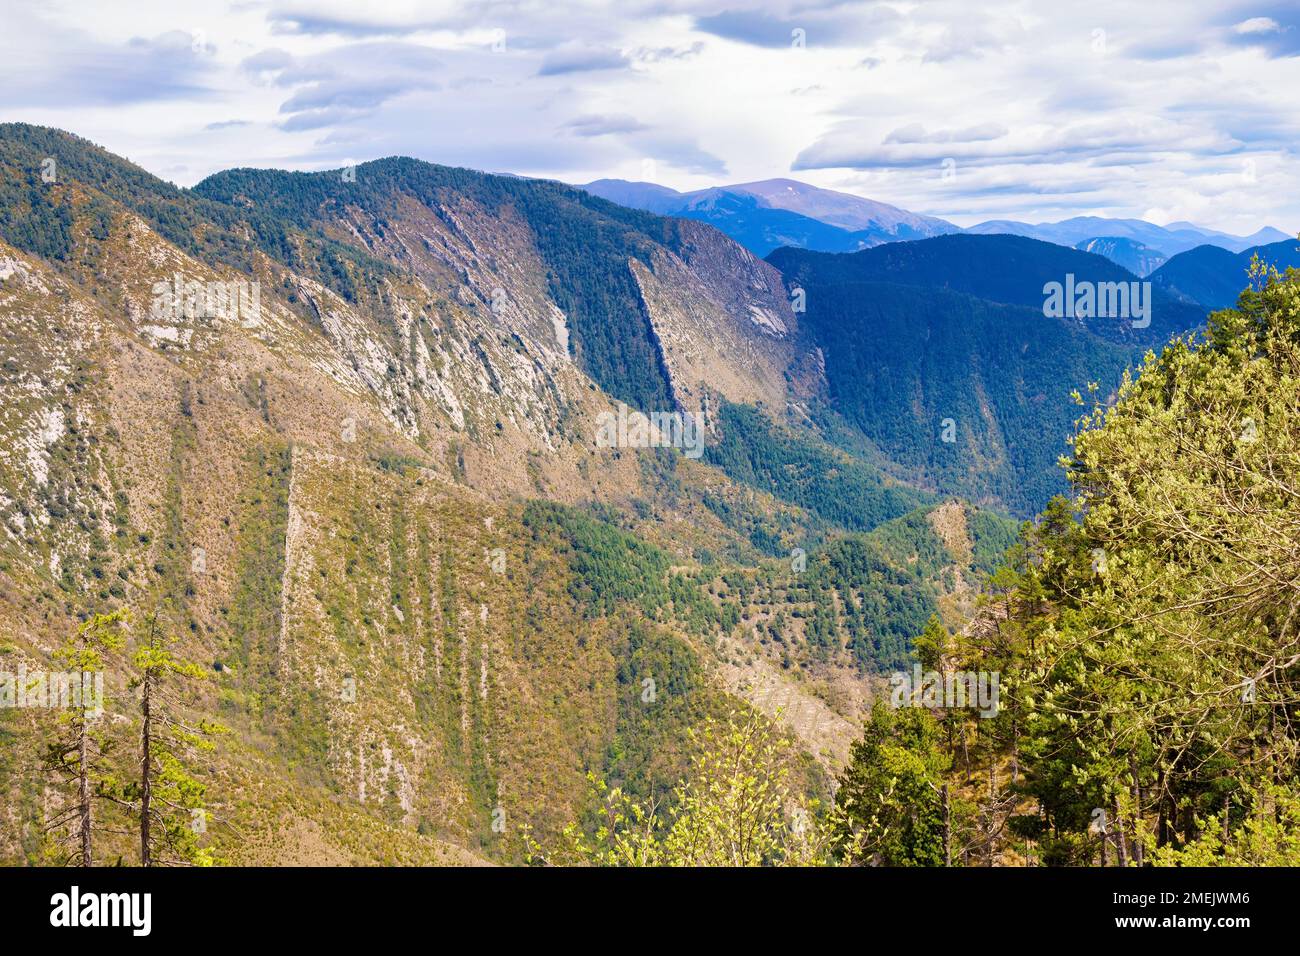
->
766 239 1154 513
0 124 966 865
1073 237 1167 277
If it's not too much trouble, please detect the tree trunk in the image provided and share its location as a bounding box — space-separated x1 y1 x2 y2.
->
986 762 997 866
1131 761 1145 867
1115 794 1128 867
1156 769 1169 848
141 670 152 867
78 714 91 866
1011 717 1019 784
942 785 951 867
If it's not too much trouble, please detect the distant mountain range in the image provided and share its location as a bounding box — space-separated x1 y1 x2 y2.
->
582 178 958 256
581 177 1292 274
968 216 1289 257
1150 237 1300 310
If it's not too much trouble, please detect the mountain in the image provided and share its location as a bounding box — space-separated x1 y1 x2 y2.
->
572 179 685 214
0 124 1007 866
638 187 885 257
581 178 957 256
582 177 1289 279
1150 236 1300 310
720 178 955 236
1073 237 1167 277
765 234 1210 512
770 233 1207 346
1165 221 1291 249
967 216 1289 257
6 123 1281 871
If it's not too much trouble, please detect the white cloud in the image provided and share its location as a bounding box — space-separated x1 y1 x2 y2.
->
0 0 1295 235
1233 17 1281 35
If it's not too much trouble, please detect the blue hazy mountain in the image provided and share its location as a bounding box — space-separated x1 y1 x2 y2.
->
581 178 958 256
967 216 1289 257
584 177 1288 267
1150 237 1300 310
1073 237 1168 277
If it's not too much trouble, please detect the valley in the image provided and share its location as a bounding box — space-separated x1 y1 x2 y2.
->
2 121 1297 870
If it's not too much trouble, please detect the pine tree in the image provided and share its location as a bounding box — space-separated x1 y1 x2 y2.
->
913 614 949 670
834 702 953 866
40 611 125 866
128 609 227 866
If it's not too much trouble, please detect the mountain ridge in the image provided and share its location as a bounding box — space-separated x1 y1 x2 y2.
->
3 123 1282 868
0 123 1003 866
582 177 958 256
581 176 1288 267
1150 236 1300 310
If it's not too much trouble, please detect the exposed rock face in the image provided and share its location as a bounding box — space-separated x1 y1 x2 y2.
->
628 219 806 424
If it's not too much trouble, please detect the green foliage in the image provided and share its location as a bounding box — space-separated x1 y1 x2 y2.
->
967 508 1020 576
807 534 937 671
912 615 949 671
704 401 931 532
532 709 838 866
835 703 953 866
0 164 73 260
605 621 727 806
1151 784 1300 866
40 611 127 866
1016 267 1300 859
523 500 670 617
128 609 227 866
226 445 292 700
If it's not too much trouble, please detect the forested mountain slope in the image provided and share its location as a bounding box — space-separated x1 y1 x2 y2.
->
1150 236 1300 310
764 236 1177 514
831 266 1300 866
0 124 1003 865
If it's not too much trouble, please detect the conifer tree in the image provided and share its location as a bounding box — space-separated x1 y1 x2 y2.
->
128 609 227 866
40 611 125 866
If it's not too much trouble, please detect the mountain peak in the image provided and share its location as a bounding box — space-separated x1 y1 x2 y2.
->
723 178 952 233
580 176 957 256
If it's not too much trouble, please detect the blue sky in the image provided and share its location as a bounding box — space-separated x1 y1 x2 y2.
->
3 0 1299 233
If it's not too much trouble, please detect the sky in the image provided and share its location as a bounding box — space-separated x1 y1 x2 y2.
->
3 0 1299 233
